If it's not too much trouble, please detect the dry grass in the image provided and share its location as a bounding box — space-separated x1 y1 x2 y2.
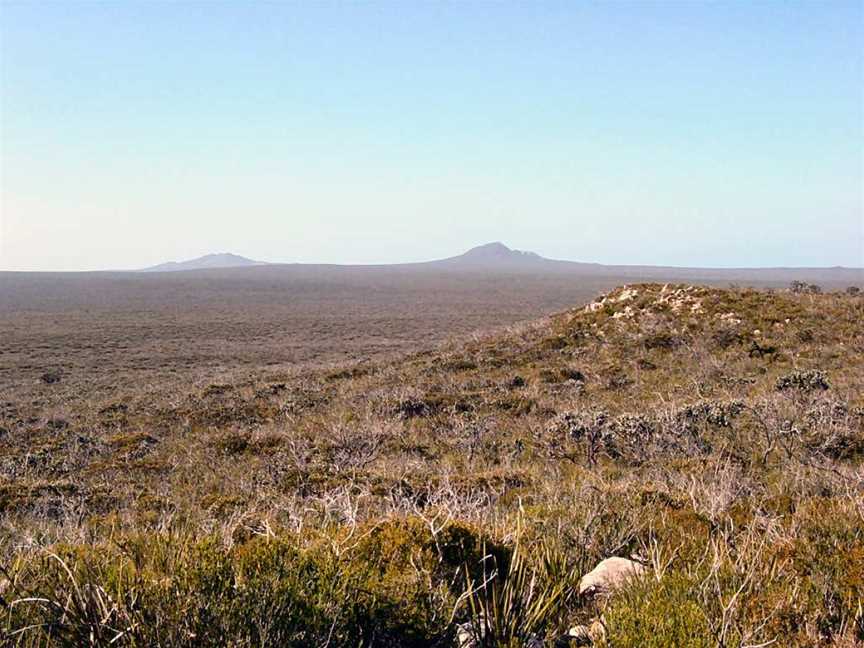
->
1 280 863 646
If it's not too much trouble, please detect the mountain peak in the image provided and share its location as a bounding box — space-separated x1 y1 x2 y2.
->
465 241 512 255
141 253 264 273
458 242 543 263
198 253 251 263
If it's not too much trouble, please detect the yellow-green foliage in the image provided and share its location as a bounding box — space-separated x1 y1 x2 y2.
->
605 573 714 648
4 518 519 647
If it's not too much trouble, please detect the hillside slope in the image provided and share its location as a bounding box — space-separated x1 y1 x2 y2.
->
3 285 863 646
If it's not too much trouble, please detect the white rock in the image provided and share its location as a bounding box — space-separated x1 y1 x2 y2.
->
568 624 591 639
718 312 742 325
567 619 606 645
455 622 475 648
614 287 639 302
578 557 646 596
611 306 634 320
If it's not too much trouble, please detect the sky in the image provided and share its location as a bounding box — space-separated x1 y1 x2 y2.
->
1 1 862 271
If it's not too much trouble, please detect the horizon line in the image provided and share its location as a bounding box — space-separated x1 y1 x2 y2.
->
1 241 862 274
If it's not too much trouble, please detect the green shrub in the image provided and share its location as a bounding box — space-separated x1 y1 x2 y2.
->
605 572 714 648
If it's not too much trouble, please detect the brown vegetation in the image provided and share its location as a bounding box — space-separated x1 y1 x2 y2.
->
1 282 863 646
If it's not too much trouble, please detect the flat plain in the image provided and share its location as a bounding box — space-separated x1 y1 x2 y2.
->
0 266 644 396
3 263 856 393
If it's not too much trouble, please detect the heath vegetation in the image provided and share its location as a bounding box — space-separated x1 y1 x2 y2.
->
2 283 863 646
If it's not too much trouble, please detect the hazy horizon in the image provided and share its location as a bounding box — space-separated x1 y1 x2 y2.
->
3 240 864 274
2 2 862 272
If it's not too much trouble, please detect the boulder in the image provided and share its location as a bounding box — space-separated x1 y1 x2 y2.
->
578 557 646 597
557 619 605 647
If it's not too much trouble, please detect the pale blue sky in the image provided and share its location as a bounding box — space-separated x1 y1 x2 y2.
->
1 1 862 271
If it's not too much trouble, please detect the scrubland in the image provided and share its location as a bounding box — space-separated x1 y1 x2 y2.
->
2 282 863 647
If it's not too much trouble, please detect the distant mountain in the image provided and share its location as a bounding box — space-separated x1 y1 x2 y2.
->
140 253 264 273
132 244 861 287
428 242 571 269
421 242 862 285
451 242 541 264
